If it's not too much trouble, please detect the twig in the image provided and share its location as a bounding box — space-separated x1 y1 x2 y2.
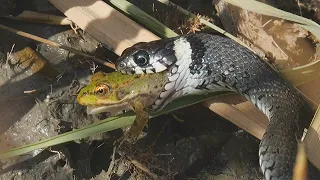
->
152 118 171 147
296 0 303 17
170 112 184 122
128 156 159 180
24 89 41 94
106 146 117 178
6 44 15 67
0 24 116 69
262 19 272 27
5 44 15 77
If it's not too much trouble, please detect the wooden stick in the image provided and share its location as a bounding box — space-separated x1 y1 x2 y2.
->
203 95 268 140
49 0 160 55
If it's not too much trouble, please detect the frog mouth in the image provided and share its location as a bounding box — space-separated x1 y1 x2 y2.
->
86 102 132 116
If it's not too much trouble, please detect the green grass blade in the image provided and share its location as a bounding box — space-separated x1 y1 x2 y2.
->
0 92 226 159
109 0 177 38
150 92 228 116
0 113 135 159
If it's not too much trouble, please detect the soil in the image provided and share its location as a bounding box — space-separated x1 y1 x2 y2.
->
0 0 317 180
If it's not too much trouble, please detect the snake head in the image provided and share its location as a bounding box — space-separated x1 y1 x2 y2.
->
115 38 177 74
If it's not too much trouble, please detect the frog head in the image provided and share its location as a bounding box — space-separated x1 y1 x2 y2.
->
77 71 167 115
77 71 140 115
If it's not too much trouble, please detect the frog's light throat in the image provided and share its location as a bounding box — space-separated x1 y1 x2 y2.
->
86 102 132 115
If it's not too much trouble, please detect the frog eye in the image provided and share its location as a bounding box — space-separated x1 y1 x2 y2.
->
94 84 109 96
133 50 150 67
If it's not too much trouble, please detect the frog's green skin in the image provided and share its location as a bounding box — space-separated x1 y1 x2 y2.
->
77 71 168 138
77 71 168 115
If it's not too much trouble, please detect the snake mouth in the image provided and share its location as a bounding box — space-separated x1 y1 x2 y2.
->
118 69 135 75
116 59 171 75
118 66 164 75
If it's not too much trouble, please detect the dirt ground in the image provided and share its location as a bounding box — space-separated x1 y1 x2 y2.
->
0 0 317 180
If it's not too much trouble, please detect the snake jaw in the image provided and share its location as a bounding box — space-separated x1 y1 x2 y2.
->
116 37 178 75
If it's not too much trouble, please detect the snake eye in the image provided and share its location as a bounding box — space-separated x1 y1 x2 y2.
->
94 84 109 97
133 50 149 67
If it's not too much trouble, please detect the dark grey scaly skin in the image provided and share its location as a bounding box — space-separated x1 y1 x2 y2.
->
115 33 320 179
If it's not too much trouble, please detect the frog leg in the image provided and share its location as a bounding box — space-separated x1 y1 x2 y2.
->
128 99 149 138
114 98 149 146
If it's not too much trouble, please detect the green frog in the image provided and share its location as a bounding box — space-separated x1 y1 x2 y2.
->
77 71 168 140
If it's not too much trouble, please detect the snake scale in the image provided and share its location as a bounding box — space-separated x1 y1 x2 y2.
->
115 33 320 179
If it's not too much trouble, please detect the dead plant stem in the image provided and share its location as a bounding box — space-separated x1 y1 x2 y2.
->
0 24 115 69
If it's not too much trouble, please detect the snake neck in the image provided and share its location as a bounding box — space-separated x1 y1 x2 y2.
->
151 34 305 117
149 33 316 179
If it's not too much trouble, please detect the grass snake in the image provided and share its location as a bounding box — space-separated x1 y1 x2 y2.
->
115 33 320 179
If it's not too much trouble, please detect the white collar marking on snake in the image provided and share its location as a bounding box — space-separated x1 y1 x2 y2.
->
152 37 192 110
152 37 227 111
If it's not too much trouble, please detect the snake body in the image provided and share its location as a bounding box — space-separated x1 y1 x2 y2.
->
115 33 319 179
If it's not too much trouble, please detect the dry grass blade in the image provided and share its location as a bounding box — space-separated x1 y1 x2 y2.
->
304 104 320 167
293 142 308 180
4 11 72 25
280 60 320 86
157 0 253 51
157 0 320 89
224 0 320 33
0 23 115 69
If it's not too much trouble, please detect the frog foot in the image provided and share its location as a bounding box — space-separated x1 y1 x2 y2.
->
113 130 130 147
